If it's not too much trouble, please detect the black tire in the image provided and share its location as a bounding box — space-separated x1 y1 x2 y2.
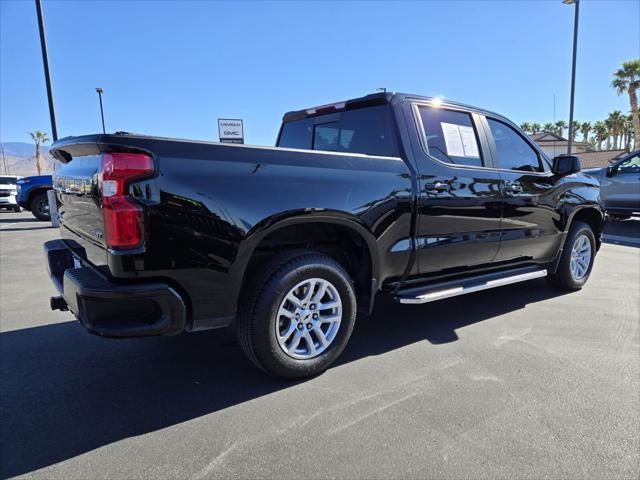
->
547 221 596 290
237 251 357 380
30 192 50 221
12 205 21 212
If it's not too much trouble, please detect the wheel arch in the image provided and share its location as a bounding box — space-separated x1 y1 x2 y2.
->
233 212 381 315
565 205 605 250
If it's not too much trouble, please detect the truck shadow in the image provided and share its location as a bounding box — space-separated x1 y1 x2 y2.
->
0 279 566 478
602 218 640 248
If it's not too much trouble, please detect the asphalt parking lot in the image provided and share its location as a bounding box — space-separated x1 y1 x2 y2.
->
1 210 638 479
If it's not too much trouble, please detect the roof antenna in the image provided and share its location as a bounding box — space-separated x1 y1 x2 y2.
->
376 87 386 93
95 88 106 134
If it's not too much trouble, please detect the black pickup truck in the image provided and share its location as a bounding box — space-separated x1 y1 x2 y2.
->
45 92 603 379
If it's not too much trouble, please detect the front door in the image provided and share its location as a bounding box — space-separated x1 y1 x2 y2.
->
410 103 503 274
602 152 640 213
482 116 563 262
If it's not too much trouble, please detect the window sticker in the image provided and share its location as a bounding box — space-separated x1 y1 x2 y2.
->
459 125 479 158
440 122 480 158
441 122 465 157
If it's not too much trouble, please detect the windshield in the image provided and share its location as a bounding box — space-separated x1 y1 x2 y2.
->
278 105 399 157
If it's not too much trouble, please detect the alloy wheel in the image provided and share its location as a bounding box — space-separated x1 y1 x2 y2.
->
275 278 342 360
570 234 591 280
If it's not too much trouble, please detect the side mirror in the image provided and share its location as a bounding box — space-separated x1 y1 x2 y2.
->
606 165 615 177
552 154 581 176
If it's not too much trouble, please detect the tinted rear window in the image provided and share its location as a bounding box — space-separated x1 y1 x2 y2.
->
418 106 483 167
0 177 17 185
278 105 398 157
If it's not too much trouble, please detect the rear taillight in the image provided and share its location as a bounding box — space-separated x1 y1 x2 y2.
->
101 152 154 249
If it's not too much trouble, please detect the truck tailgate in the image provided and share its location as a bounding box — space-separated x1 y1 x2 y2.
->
54 153 106 253
51 137 155 269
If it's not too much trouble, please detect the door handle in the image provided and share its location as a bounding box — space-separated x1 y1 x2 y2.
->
424 182 450 193
504 183 523 194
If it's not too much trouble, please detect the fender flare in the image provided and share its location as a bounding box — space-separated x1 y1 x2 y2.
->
561 204 605 251
230 210 381 296
564 204 605 232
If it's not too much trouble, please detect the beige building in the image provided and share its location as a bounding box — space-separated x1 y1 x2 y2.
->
528 132 631 169
529 133 592 159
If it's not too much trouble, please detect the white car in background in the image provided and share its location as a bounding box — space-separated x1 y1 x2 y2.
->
0 176 21 212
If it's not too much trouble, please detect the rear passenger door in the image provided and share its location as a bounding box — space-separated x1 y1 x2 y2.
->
482 116 563 262
409 102 503 274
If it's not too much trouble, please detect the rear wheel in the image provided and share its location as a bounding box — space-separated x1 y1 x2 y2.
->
547 221 596 290
30 192 50 221
237 251 356 379
12 205 21 212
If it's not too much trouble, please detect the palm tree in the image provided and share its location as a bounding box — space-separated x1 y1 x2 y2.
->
555 120 568 138
520 122 532 134
28 130 50 176
604 118 614 149
593 121 608 151
624 113 635 151
580 122 591 143
571 121 580 141
608 111 626 149
611 59 640 148
543 122 555 134
531 122 542 134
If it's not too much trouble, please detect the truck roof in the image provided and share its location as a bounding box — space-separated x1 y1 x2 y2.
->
282 92 504 123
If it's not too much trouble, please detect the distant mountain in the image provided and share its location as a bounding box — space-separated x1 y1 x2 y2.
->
0 142 50 158
0 142 58 176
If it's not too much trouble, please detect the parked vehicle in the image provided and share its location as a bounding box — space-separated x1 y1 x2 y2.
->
0 175 20 212
585 150 640 220
17 175 53 221
45 92 604 379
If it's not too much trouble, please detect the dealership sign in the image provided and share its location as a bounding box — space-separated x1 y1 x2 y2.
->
218 119 244 144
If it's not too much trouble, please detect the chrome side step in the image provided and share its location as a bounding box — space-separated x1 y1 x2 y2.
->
395 268 547 305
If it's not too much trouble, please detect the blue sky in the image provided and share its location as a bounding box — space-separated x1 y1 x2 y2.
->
1 0 638 146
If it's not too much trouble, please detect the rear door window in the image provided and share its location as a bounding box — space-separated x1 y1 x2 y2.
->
278 105 398 157
418 106 484 167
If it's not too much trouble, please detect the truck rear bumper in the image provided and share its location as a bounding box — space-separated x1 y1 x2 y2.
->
44 239 187 338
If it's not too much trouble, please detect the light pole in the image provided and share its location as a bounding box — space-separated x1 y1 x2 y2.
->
563 0 580 155
35 0 58 141
95 88 106 134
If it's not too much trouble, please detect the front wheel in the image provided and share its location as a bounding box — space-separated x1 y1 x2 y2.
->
547 221 596 290
237 251 356 379
30 192 51 221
